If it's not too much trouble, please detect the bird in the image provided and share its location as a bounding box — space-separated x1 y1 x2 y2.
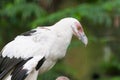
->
0 17 88 80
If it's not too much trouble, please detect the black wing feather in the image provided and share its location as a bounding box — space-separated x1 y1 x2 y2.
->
0 56 22 80
0 53 45 80
11 69 28 80
0 55 32 80
11 57 32 80
21 30 36 36
35 57 45 70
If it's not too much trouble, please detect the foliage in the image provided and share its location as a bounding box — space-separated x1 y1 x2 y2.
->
0 0 46 47
31 0 120 27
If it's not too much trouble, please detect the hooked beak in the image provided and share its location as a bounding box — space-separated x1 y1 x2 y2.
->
71 23 88 46
78 32 88 46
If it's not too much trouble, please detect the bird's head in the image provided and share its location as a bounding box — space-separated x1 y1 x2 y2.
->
54 17 88 46
70 18 88 46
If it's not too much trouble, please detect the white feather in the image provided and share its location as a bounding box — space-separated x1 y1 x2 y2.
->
2 28 56 59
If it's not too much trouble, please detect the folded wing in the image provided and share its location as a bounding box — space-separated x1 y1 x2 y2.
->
0 28 55 80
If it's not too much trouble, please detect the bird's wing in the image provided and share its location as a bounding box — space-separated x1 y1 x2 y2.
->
0 28 56 80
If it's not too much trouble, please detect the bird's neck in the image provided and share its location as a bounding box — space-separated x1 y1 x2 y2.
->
51 23 73 41
49 24 73 59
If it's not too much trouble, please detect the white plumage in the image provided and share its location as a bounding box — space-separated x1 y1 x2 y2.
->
0 17 88 80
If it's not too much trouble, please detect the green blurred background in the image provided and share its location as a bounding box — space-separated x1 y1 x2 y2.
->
0 0 120 80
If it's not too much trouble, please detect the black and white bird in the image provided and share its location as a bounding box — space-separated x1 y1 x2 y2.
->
0 17 88 80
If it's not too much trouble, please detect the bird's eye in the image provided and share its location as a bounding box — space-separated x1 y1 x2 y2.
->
77 26 81 31
77 26 83 32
